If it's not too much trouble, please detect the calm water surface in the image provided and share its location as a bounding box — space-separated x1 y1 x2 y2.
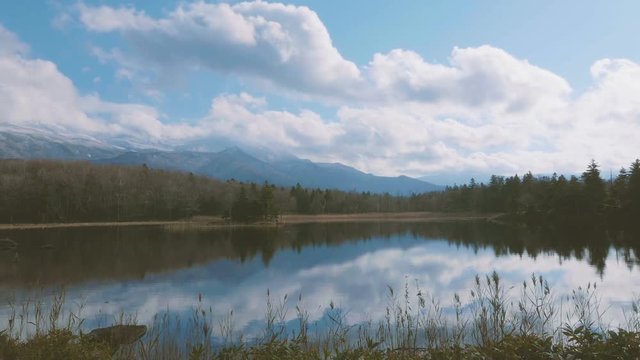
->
1 221 640 337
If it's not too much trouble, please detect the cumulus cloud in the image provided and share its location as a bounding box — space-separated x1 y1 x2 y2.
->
77 1 363 99
0 24 200 145
4 5 640 180
75 2 573 112
189 57 640 177
0 24 29 56
366 46 571 110
202 93 342 151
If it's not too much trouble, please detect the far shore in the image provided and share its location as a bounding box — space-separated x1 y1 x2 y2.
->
279 212 498 224
0 212 498 231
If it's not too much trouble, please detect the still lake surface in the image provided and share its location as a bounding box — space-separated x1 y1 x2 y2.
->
1 220 640 338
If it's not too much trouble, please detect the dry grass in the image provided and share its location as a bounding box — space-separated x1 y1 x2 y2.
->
0 212 497 230
0 218 225 231
3 272 640 359
278 212 496 224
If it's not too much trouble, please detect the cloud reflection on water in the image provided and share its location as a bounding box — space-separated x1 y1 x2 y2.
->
1 223 639 336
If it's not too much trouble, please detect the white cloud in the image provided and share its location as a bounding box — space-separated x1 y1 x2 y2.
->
5 6 640 180
0 24 29 56
0 54 103 134
202 93 342 151
77 3 157 32
582 59 640 121
0 24 200 145
74 2 572 112
77 1 363 99
189 64 640 177
51 12 72 30
69 1 635 178
366 46 571 110
115 68 134 81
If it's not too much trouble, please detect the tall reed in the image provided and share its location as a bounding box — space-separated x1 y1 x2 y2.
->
2 273 640 359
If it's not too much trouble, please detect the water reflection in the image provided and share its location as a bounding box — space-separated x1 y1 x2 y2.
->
1 221 640 335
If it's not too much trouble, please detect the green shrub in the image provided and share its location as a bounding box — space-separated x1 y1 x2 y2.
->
1 330 111 360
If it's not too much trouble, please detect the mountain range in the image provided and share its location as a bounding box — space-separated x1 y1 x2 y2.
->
0 127 442 194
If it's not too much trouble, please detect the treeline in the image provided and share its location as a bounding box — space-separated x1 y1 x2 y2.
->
0 160 420 223
0 160 225 223
1 158 639 224
417 159 640 226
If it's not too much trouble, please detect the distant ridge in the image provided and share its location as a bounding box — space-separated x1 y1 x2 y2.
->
0 126 122 160
98 149 442 194
0 129 442 194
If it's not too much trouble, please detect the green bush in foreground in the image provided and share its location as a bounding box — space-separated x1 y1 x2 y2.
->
0 329 111 360
4 332 639 360
174 331 640 359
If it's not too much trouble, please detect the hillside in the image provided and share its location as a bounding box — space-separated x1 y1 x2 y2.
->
0 129 441 194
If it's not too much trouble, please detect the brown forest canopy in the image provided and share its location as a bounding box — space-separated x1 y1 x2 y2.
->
0 159 418 223
0 159 639 224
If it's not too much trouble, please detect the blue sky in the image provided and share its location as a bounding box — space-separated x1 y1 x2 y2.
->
1 1 640 181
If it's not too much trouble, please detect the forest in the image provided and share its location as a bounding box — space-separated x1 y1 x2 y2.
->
0 159 639 225
419 159 640 227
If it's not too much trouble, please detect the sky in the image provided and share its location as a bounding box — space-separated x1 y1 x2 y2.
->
1 1 640 183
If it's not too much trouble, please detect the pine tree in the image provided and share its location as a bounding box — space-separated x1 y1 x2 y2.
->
627 159 640 216
581 160 606 215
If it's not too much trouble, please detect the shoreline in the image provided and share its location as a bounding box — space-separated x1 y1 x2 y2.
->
279 211 497 224
0 212 497 231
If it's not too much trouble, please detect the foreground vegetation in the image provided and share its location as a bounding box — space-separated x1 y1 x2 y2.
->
2 273 640 359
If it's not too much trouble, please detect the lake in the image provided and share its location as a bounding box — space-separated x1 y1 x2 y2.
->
1 220 640 343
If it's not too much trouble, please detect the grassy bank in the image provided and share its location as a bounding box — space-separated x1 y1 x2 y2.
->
279 212 497 224
0 212 496 230
0 218 228 231
2 272 640 359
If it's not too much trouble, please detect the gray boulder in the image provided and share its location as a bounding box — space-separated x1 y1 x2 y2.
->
86 325 147 354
